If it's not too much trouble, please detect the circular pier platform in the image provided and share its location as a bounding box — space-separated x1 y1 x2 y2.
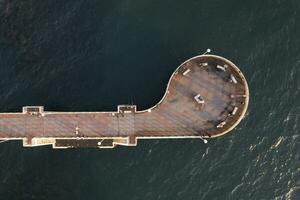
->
135 54 249 138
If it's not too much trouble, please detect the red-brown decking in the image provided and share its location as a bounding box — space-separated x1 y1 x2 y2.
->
0 55 249 148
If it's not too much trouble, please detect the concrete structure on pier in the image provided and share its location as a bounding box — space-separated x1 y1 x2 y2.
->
0 54 249 149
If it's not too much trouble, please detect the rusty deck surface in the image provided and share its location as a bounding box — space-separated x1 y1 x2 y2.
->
0 54 249 148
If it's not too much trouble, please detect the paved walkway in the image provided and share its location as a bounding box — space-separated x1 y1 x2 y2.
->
0 55 249 148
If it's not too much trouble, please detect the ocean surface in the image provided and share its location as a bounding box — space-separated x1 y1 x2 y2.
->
0 0 299 199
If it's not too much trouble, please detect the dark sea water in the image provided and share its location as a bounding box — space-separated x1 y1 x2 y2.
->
0 0 299 199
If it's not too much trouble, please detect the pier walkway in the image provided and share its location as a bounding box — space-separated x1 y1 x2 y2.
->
0 55 249 148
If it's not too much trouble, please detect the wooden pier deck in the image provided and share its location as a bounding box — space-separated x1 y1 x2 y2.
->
0 55 249 149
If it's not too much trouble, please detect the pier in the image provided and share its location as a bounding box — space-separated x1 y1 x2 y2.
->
0 54 249 149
